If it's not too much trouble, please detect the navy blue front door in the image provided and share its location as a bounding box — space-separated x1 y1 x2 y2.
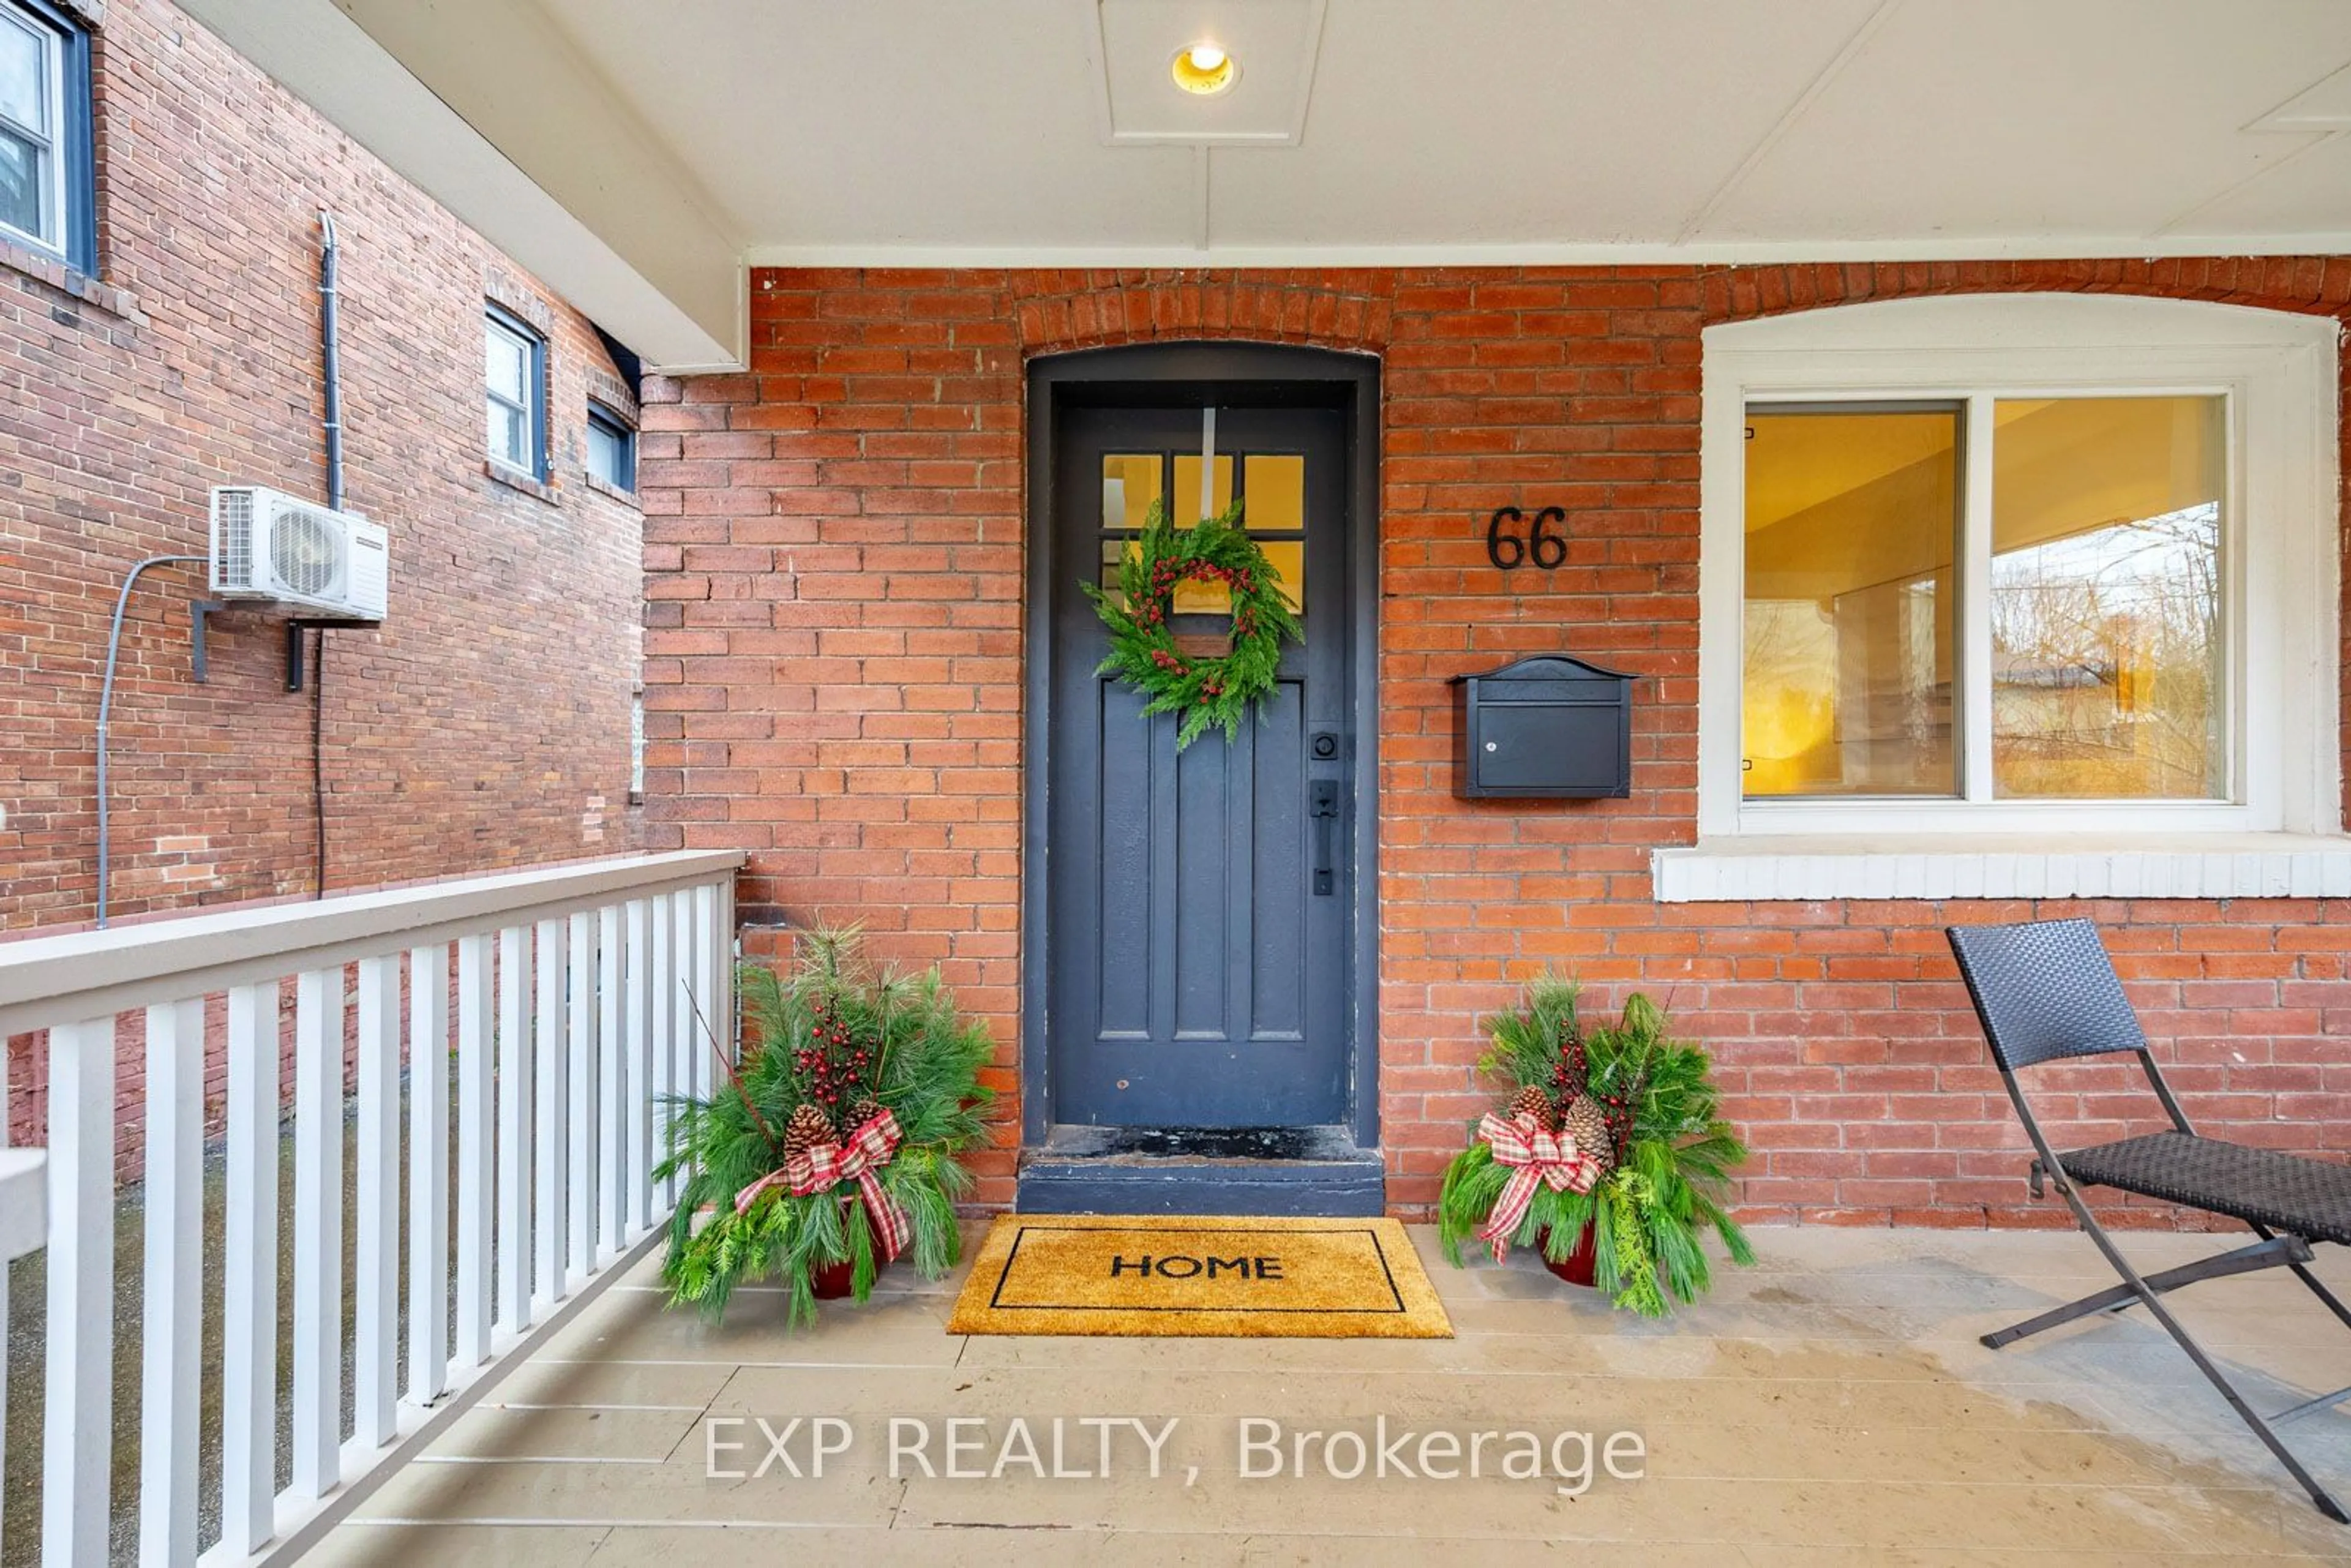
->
1048 403 1354 1128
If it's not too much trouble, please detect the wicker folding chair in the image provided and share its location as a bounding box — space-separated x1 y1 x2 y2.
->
1948 917 2351 1523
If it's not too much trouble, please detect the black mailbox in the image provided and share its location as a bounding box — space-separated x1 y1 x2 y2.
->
1451 655 1634 799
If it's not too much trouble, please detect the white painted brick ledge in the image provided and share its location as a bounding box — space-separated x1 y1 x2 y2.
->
1651 835 2351 903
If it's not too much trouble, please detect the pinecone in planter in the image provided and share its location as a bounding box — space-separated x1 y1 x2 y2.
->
847 1097 883 1131
1508 1085 1558 1131
1562 1094 1613 1170
782 1103 835 1161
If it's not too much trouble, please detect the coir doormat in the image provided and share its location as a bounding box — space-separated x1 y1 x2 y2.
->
947 1214 1453 1338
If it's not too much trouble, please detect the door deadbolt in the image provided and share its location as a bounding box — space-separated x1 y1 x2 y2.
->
1311 731 1339 760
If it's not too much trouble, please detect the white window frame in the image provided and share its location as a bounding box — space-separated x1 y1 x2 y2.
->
1662 293 2342 902
485 306 545 479
0 1 67 257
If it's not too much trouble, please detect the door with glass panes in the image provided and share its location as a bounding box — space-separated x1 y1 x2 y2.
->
1048 404 1352 1127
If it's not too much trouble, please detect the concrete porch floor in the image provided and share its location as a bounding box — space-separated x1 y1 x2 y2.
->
313 1225 2351 1564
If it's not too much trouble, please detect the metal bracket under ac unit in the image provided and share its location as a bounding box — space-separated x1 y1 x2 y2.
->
188 599 227 683
285 617 383 692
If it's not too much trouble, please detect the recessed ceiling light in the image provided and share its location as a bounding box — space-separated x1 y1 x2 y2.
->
1171 40 1237 96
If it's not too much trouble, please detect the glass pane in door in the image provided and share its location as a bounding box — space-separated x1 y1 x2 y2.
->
1171 453 1234 523
1101 452 1161 530
1243 455 1305 530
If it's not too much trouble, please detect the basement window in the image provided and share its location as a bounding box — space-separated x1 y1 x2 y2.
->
0 0 93 271
1661 293 2344 902
486 304 548 480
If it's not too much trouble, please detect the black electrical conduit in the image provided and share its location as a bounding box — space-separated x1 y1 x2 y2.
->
313 208 343 899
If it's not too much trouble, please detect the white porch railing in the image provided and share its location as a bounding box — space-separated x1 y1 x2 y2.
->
0 849 744 1566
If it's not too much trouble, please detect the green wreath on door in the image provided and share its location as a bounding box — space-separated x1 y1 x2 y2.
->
1081 497 1303 750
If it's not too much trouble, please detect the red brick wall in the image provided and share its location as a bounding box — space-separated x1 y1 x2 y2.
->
640 261 2351 1225
1 0 650 1164
0 0 648 937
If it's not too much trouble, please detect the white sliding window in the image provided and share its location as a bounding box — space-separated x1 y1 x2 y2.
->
1667 294 2341 901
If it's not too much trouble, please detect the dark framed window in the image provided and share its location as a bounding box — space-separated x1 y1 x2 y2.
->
586 401 636 492
0 0 95 272
484 303 547 479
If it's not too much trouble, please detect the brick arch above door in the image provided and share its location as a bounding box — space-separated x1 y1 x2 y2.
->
1008 271 1397 358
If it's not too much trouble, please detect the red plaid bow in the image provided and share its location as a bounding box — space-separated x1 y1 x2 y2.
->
734 1108 913 1263
1474 1110 1602 1262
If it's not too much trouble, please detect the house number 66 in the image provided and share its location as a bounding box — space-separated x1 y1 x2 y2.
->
1486 506 1567 571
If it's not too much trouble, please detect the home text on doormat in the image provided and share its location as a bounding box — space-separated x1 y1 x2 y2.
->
947 1214 1453 1338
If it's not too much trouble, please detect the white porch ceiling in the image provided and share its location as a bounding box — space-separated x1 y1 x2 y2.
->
181 0 2351 368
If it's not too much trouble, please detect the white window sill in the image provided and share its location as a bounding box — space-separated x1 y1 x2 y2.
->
1652 833 2351 903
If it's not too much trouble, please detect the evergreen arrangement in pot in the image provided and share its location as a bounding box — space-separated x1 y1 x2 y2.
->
656 926 996 1326
1438 978 1753 1316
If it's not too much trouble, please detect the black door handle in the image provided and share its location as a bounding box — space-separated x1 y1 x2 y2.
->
1310 780 1340 896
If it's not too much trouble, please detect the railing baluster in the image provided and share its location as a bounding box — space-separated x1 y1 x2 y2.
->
138 999 203 1566
649 893 673 1207
355 955 401 1447
626 898 653 1234
598 903 625 1260
534 916 568 1308
671 890 697 1206
409 943 451 1403
43 1018 113 1567
568 909 598 1289
456 934 493 1368
291 966 346 1499
221 981 280 1553
497 923 533 1334
696 880 724 1101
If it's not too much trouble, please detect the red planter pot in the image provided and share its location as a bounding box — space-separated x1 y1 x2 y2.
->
809 1256 858 1299
809 1198 887 1300
1537 1221 1600 1288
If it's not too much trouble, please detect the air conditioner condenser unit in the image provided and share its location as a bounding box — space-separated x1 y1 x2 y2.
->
209 484 388 620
